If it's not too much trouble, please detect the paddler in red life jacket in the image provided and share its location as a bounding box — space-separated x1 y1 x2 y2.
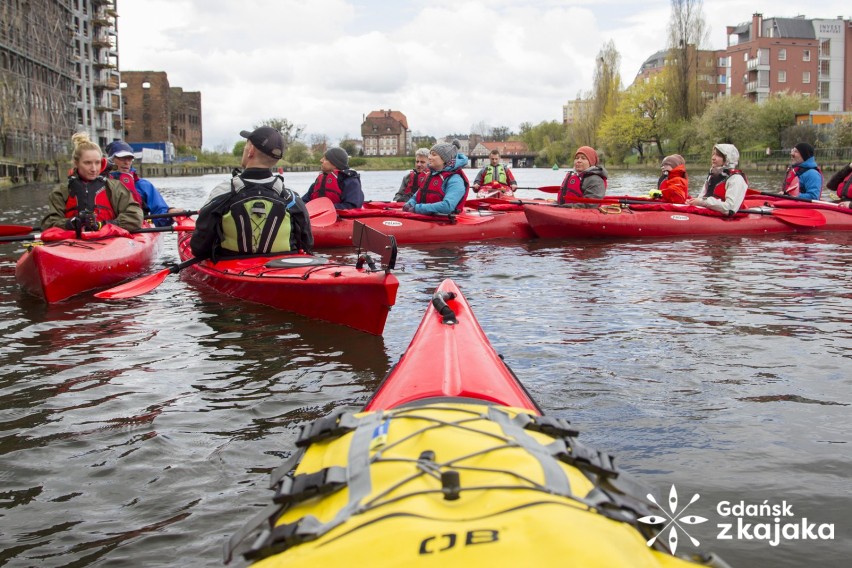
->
686 143 748 215
106 140 181 227
393 148 430 202
826 160 852 208
557 146 608 207
402 140 470 215
782 142 823 201
650 154 689 204
41 131 143 232
472 149 517 198
302 147 364 210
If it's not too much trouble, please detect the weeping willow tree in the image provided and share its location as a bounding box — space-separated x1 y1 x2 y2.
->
666 0 710 121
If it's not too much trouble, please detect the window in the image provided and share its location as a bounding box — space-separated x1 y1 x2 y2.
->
819 39 831 58
142 81 151 89
778 70 786 83
819 60 830 77
778 48 786 61
718 57 727 67
803 50 810 62
803 72 810 84
743 52 749 61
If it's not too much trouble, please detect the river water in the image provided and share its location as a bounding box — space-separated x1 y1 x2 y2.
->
0 167 849 567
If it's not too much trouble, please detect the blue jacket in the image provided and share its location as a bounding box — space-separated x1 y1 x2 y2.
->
110 169 173 226
795 156 823 201
406 153 470 215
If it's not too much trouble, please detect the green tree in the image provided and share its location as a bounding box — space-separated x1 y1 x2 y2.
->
756 91 819 148
284 141 310 164
696 96 758 148
830 115 852 148
598 78 668 163
232 140 246 157
665 0 709 121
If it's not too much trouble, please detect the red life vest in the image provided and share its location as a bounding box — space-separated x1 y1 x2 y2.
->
837 170 852 200
558 170 608 204
307 171 343 204
402 170 428 199
111 171 145 207
415 170 470 212
65 174 117 223
705 169 747 200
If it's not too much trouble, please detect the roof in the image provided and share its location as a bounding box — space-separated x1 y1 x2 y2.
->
363 109 409 130
767 17 815 39
470 141 530 156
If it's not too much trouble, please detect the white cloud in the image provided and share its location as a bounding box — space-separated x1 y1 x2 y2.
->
117 0 851 150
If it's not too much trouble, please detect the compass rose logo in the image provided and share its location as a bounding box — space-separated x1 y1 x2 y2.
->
638 485 709 555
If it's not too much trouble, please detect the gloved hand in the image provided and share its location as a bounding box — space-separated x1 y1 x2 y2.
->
64 217 82 230
649 189 663 199
81 211 100 231
402 202 415 213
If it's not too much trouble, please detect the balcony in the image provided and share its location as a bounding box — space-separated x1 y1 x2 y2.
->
745 80 770 94
746 57 769 72
92 60 116 69
93 77 120 90
92 35 112 48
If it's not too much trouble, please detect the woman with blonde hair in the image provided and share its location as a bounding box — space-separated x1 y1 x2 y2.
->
42 132 143 232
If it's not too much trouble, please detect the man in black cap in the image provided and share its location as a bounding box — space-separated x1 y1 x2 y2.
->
782 142 823 201
190 127 312 260
302 146 364 210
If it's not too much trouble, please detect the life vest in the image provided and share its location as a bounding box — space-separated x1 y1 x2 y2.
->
415 170 470 212
705 169 747 200
401 170 428 200
558 170 608 204
659 165 689 204
219 174 297 255
65 174 116 223
307 170 343 204
111 171 145 208
782 164 823 197
482 164 509 186
836 170 852 200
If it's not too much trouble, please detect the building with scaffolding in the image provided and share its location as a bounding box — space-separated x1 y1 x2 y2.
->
0 0 122 173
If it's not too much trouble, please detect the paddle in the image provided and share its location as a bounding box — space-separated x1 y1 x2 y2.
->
305 197 338 227
740 207 826 227
144 209 198 220
515 186 562 193
0 224 193 244
0 224 40 237
94 257 204 299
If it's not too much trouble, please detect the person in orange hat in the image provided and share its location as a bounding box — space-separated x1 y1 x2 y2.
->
652 154 689 204
557 146 608 206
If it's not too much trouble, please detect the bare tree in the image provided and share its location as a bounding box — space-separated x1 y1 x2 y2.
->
255 118 306 151
666 0 710 121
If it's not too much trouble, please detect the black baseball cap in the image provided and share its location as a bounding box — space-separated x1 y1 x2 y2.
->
240 126 284 159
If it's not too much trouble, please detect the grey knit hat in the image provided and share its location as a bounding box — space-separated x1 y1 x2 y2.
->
430 142 457 166
324 146 349 170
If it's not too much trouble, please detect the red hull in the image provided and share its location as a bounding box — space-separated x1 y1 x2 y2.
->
15 233 161 303
177 230 398 336
365 279 540 412
524 203 852 239
312 209 534 248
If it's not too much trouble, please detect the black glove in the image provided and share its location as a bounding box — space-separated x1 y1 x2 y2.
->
81 211 100 231
64 217 82 230
402 202 415 213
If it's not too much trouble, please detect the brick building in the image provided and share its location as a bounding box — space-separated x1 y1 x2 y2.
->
120 71 202 149
361 109 410 156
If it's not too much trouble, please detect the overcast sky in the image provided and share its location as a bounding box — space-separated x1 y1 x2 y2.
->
117 0 850 151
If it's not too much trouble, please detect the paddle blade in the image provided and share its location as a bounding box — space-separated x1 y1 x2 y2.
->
772 208 826 227
0 225 39 237
306 197 338 227
94 267 173 299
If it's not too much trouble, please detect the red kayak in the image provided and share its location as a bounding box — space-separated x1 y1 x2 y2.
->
226 279 725 567
524 201 852 239
15 232 161 303
307 197 534 248
365 278 541 412
176 219 399 335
